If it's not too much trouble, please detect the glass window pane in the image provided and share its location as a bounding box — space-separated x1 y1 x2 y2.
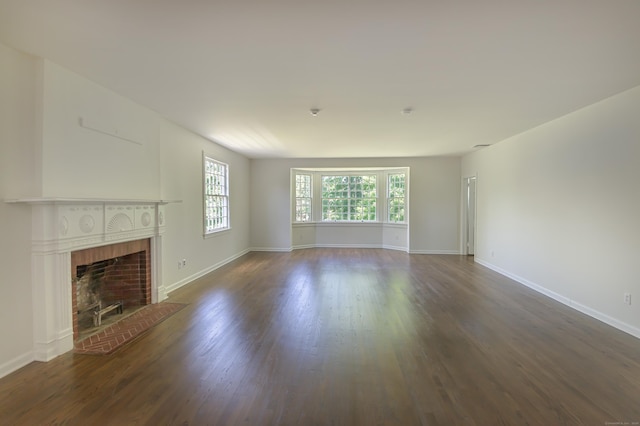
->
204 157 230 233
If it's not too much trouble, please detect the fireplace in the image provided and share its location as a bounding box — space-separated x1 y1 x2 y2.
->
8 198 171 361
72 239 151 340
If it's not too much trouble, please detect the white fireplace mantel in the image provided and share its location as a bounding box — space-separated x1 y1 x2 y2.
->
6 197 179 361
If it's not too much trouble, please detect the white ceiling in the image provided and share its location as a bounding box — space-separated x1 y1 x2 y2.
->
1 0 639 159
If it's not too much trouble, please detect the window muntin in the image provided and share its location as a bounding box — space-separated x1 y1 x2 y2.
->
295 174 312 222
321 175 377 221
204 157 229 234
387 173 406 223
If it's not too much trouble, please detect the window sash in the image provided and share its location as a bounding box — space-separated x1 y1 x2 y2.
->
294 174 312 222
321 175 377 222
387 173 406 223
204 157 229 233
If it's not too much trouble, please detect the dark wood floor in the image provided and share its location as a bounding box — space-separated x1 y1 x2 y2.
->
1 249 639 425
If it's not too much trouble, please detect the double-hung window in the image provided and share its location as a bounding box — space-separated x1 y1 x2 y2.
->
321 175 377 221
292 168 408 224
387 173 406 223
295 174 312 222
204 156 229 234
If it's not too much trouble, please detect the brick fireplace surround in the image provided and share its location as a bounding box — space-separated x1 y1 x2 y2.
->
72 238 152 340
8 198 171 361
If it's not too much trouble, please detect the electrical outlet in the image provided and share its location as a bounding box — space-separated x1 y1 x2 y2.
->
624 293 632 306
182 259 187 267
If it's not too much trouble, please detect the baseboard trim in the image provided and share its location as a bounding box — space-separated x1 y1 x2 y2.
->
570 301 640 340
313 244 383 249
475 258 640 340
0 351 35 380
291 244 408 253
165 249 250 295
264 245 458 254
290 244 410 252
409 249 460 255
250 247 293 252
381 244 410 252
291 244 315 250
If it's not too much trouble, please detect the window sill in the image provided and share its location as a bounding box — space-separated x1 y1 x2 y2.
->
292 221 407 227
203 227 232 239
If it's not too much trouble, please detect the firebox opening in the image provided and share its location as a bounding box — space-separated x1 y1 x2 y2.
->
71 239 151 341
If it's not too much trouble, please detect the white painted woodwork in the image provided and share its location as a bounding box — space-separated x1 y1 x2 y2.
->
9 198 171 361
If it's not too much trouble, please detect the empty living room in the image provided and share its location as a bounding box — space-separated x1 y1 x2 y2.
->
1 1 639 424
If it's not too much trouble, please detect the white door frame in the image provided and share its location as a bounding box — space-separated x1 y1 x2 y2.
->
461 175 477 255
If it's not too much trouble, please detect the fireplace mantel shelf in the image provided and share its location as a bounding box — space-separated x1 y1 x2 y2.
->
5 197 181 205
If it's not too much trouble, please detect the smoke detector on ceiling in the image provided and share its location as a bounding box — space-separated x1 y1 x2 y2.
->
309 108 321 117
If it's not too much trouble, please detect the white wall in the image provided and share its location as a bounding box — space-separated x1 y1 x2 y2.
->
0 44 252 377
40 61 162 199
462 86 640 337
34 58 252 295
36 61 252 293
293 223 408 251
251 157 460 253
159 121 251 291
0 43 39 376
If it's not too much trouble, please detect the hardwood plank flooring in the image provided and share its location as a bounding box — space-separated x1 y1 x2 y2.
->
1 249 639 425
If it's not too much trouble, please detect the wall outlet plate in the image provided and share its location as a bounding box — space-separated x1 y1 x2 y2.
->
624 293 632 305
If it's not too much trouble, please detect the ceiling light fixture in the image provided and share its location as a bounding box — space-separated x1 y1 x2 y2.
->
401 107 413 115
309 108 321 117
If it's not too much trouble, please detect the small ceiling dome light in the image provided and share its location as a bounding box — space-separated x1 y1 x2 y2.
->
402 107 413 115
310 108 321 117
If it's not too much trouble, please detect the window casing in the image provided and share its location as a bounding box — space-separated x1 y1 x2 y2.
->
295 174 312 222
204 156 229 234
387 173 406 223
292 168 408 224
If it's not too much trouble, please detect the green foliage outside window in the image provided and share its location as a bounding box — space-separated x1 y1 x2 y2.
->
204 157 229 233
388 173 405 222
295 174 312 222
321 175 376 221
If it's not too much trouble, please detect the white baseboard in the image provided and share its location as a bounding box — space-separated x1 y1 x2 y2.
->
165 249 250 295
475 258 640 340
313 244 382 249
381 244 410 252
291 244 315 250
570 301 640 340
33 332 74 362
409 249 460 255
268 245 456 254
290 244 411 252
0 351 34 380
250 247 293 252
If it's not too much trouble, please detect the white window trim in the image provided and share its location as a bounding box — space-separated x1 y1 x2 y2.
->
203 153 231 237
291 167 409 225
387 172 407 224
294 173 313 223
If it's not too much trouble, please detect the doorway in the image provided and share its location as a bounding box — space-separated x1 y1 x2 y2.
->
463 176 476 255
